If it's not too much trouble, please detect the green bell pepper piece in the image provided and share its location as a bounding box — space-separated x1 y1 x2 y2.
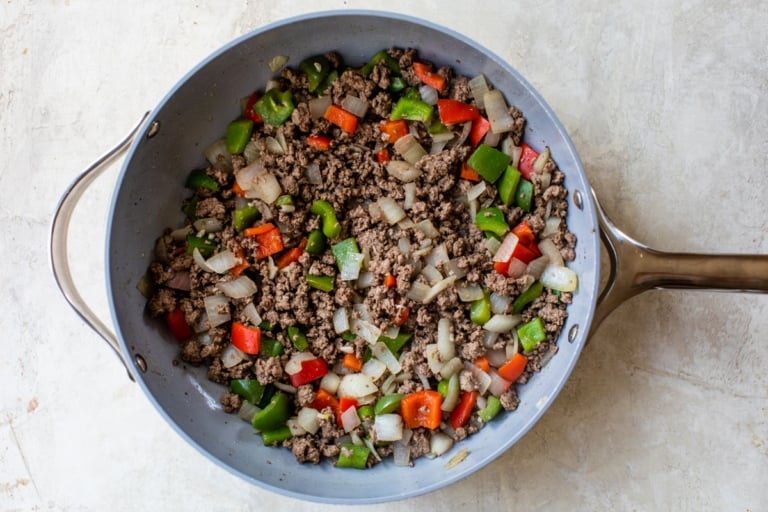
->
182 195 200 220
259 320 274 331
390 96 433 123
378 332 412 357
515 179 534 212
388 76 406 93
467 143 511 183
226 118 254 154
307 273 335 292
470 293 492 325
428 120 449 134
474 207 509 238
185 235 216 258
299 54 332 93
498 166 521 206
254 88 295 126
185 169 219 192
252 392 291 432
478 395 502 423
361 49 400 76
305 229 327 255
437 379 449 398
373 393 404 415
518 317 546 352
230 379 266 405
357 404 375 420
286 326 309 351
512 281 544 315
261 425 292 445
259 337 284 357
274 194 294 207
310 200 342 238
232 204 260 232
337 442 370 469
341 332 357 342
331 237 360 271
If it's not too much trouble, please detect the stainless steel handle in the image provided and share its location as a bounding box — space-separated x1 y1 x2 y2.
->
590 188 768 336
49 112 151 380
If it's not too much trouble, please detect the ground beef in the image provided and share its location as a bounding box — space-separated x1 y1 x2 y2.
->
145 47 578 469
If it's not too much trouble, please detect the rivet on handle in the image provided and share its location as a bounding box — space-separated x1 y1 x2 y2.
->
573 189 583 210
135 354 148 373
147 120 161 139
568 324 579 343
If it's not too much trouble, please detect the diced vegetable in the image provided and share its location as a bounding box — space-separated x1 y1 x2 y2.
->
226 119 254 154
324 104 358 133
299 54 332 93
512 281 544 314
412 61 446 92
337 443 370 469
231 322 261 354
449 390 478 429
307 273 335 292
230 378 266 405
478 395 502 422
540 265 579 292
474 207 509 238
517 317 546 352
252 392 291 432
400 390 443 430
467 143 511 183
390 96 433 123
310 200 342 238
436 99 479 125
186 169 219 191
254 88 295 126
497 353 528 382
165 307 193 341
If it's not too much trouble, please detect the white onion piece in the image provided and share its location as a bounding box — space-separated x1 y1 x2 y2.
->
193 248 215 273
243 169 282 204
454 121 472 147
235 161 263 191
170 225 193 241
204 294 230 327
406 281 431 303
217 276 258 299
484 89 515 134
297 407 320 435
403 182 417 210
353 303 372 322
487 369 512 397
457 284 485 302
431 131 455 144
333 307 350 334
483 314 522 333
437 318 455 361
425 243 450 267
341 95 369 118
468 74 489 109
440 373 460 412
374 414 404 442
337 373 378 398
540 265 578 292
286 418 307 436
489 292 511 315
500 137 522 167
483 330 499 348
341 406 361 433
241 302 262 326
363 436 382 463
398 237 412 255
393 134 427 164
265 136 285 155
221 344 246 369
193 217 223 233
205 250 239 274
385 160 421 183
466 181 487 201
493 232 520 263
320 372 341 394
398 217 415 230
443 258 468 280
380 373 398 395
483 130 502 147
439 357 463 380
415 275 458 304
414 367 431 390
506 257 528 279
541 217 562 239
414 219 440 239
304 163 322 185
464 363 492 395
203 138 231 169
430 432 454 457
393 440 411 466
421 265 443 286
425 344 444 375
377 197 407 225
533 146 551 173
274 382 297 394
372 342 401 374
485 348 508 367
526 255 550 280
361 357 387 380
340 252 364 281
538 238 564 268
419 84 439 105
285 351 317 375
165 271 191 291
351 317 382 345
356 270 375 288
308 95 332 119
243 140 260 164
485 236 501 256
238 401 259 423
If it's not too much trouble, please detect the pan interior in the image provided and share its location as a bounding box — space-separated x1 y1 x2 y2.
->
106 10 599 504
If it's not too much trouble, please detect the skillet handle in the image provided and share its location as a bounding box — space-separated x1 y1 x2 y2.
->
590 188 768 336
49 112 151 381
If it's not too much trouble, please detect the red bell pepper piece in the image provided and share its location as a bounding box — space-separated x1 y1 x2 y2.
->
511 240 541 264
376 147 391 164
511 220 536 247
244 91 264 123
379 119 409 144
400 390 443 430
436 99 480 125
324 104 358 133
393 305 410 327
309 388 341 424
289 358 329 387
244 224 284 260
412 62 446 93
449 390 478 430
518 143 539 180
275 238 306 270
230 322 261 355
339 396 358 414
166 307 194 342
469 115 490 147
342 353 363 372
498 353 528 382
459 162 481 182
307 134 331 151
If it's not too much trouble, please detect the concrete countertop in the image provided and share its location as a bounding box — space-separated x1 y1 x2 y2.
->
2 1 766 510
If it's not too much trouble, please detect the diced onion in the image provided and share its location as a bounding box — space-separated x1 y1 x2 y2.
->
483 314 522 333
238 401 260 423
437 318 455 361
424 275 458 304
440 373 460 412
439 357 463 380
286 418 306 437
192 247 215 273
297 407 320 435
419 84 439 105
493 232 520 263
443 258 468 280
425 344 444 375
374 414 404 442
414 219 440 239
341 95 369 118
538 238 564 267
268 54 289 72
403 182 417 210
393 134 427 164
372 342 401 374
285 351 317 375
540 265 579 292
385 160 421 183
464 363 492 395
488 369 512 397
485 348 508 367
541 217 562 238
217 275 258 299
193 217 223 233
506 257 528 279
377 196 407 225
421 265 443 286
337 373 378 398
453 121 472 147
221 344 246 368
483 330 499 348
485 236 501 255
274 382 297 394
457 284 485 302
467 181 487 201
203 294 230 328
203 138 231 169
484 89 515 134
170 226 193 241
243 140 260 164
165 271 191 291
339 252 364 281
468 74 490 109
483 130 502 147
243 169 282 204
361 357 387 380
341 406 361 433
304 163 322 185
501 137 522 168
333 307 350 333
356 270 375 288
398 237 412 255
430 432 454 457
406 281 431 303
425 243 450 267
320 372 341 394
308 95 332 119
489 292 511 315
205 250 239 274
526 256 550 280
533 146 551 173
241 302 262 326
265 136 285 155
351 318 382 345
393 440 411 466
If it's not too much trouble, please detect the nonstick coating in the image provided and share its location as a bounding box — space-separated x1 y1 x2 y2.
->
106 10 600 504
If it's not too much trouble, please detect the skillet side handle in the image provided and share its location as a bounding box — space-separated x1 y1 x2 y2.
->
49 112 151 381
590 188 768 337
